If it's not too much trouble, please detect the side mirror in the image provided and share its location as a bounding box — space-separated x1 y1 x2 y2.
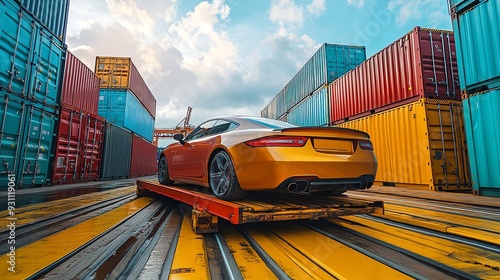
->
173 133 185 144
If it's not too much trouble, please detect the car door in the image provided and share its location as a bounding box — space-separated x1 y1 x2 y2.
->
170 120 217 178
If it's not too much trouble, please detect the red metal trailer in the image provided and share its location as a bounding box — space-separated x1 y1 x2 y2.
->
136 179 384 233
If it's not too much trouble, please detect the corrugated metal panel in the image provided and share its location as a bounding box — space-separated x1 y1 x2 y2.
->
0 94 26 189
463 89 500 197
337 98 470 191
287 86 329 126
94 56 156 119
80 113 105 182
100 122 132 180
61 51 100 115
130 134 157 177
52 105 84 185
0 0 65 112
98 89 155 142
451 0 500 93
330 26 461 124
16 0 70 41
16 102 58 188
285 43 366 111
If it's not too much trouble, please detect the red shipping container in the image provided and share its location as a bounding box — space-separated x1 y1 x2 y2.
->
52 105 105 185
330 26 461 124
61 51 101 115
130 134 157 178
52 106 83 185
79 113 106 181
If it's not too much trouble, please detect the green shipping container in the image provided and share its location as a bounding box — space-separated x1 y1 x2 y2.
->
463 89 500 197
0 93 57 189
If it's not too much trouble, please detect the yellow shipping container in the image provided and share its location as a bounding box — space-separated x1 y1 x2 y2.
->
94 56 132 88
337 99 471 191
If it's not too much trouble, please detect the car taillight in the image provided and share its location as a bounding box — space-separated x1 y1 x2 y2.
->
359 140 373 150
245 136 308 147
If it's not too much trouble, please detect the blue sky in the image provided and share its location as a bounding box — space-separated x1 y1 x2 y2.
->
66 0 453 146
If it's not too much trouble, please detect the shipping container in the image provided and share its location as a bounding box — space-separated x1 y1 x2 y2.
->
100 122 132 180
337 99 470 191
287 85 329 127
330 27 461 124
0 0 65 112
451 0 500 93
52 105 84 185
463 89 500 197
16 0 70 41
98 89 155 142
0 93 58 189
80 113 105 181
52 105 105 185
0 93 25 189
262 44 365 119
130 134 157 178
94 56 156 118
61 51 100 115
284 44 366 110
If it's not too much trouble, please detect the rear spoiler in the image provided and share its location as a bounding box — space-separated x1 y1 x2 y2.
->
278 126 370 139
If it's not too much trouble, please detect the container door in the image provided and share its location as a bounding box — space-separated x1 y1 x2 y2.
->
0 3 36 97
0 95 26 190
426 100 470 190
80 114 104 181
17 105 57 188
27 25 64 110
52 107 82 185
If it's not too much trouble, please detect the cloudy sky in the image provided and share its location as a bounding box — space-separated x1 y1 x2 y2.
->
66 0 453 146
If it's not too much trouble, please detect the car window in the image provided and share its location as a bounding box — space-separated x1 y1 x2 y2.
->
209 120 239 135
243 117 297 129
184 120 217 141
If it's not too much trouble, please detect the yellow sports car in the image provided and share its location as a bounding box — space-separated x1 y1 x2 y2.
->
158 116 377 200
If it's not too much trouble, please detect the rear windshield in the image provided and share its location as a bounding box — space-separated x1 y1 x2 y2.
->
243 117 297 130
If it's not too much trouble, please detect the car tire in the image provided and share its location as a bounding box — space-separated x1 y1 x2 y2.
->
158 155 174 185
209 151 247 200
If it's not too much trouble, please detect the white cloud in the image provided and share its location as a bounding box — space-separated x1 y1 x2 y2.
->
347 0 365 9
269 0 305 31
307 0 326 16
387 0 450 28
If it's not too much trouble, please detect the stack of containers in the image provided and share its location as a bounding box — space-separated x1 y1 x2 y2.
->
262 44 366 126
450 0 500 197
333 26 471 191
52 51 105 185
95 56 157 178
0 0 69 189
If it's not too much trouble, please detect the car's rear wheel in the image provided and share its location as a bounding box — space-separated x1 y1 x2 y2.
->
158 155 174 185
209 151 247 200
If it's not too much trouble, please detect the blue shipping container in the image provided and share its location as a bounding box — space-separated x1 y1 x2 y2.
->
0 92 58 189
287 86 329 127
452 0 500 92
17 0 70 41
0 0 65 111
284 43 366 111
98 89 155 142
449 0 487 15
463 89 500 197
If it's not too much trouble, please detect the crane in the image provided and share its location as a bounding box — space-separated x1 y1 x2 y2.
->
153 106 195 147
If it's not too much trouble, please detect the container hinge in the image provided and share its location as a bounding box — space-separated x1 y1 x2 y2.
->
1 159 12 174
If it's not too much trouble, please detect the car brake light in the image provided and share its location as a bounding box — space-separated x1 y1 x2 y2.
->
359 140 373 150
245 136 308 147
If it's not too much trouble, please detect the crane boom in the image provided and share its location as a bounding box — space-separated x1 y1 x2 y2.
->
153 106 195 146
